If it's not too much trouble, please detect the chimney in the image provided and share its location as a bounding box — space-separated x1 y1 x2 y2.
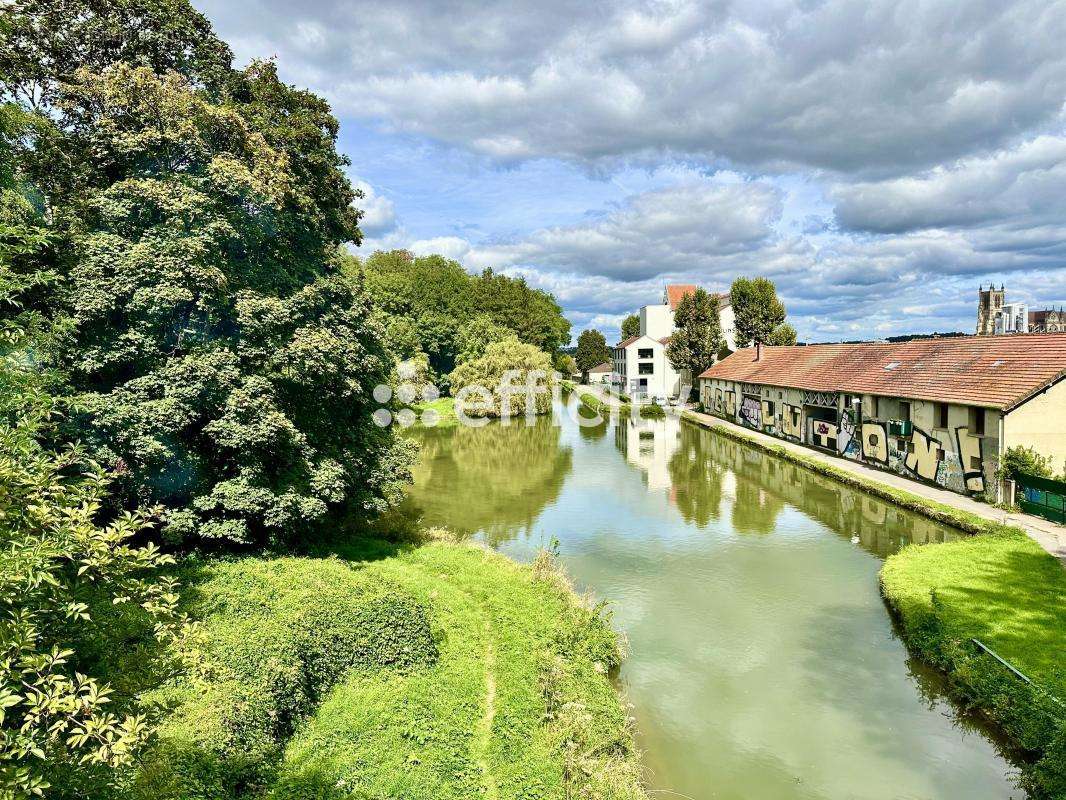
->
756 341 762 361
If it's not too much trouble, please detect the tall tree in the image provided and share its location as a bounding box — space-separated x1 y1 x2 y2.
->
9 27 411 547
357 251 570 376
575 329 610 382
620 313 640 339
730 277 787 348
666 288 723 397
766 322 798 346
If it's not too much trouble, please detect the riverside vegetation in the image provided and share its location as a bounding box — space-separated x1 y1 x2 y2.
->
0 2 637 798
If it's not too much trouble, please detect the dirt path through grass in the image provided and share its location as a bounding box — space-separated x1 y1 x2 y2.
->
474 620 500 800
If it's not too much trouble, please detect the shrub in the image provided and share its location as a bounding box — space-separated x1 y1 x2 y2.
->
131 557 437 799
999 445 1055 481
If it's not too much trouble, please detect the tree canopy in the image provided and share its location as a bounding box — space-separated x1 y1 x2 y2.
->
620 314 640 339
730 277 787 348
766 322 798 346
357 250 570 378
449 338 555 419
574 329 610 380
2 4 412 550
666 288 724 393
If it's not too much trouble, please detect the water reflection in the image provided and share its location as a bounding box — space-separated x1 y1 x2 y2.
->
401 418 572 544
400 398 1023 799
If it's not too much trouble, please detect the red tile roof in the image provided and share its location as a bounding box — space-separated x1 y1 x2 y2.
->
665 284 697 310
589 362 611 373
698 334 1066 410
614 335 641 348
664 284 730 310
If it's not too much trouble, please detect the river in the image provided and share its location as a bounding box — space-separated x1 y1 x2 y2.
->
397 395 1026 799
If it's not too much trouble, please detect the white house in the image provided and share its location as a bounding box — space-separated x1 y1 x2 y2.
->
611 334 679 398
612 284 735 399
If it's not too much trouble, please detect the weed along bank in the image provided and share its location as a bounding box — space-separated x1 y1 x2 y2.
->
699 334 1066 500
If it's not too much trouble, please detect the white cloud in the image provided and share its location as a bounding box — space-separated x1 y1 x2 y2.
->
197 0 1066 175
351 179 397 236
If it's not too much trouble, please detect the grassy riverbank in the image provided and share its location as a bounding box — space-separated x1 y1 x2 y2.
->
881 527 1066 797
579 391 666 420
683 410 1066 796
130 539 646 800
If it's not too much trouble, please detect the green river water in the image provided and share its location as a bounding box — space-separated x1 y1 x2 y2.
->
398 396 1026 799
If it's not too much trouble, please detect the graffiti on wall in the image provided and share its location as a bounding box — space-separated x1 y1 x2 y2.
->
838 408 861 460
903 427 942 483
714 388 724 413
781 404 803 439
955 427 985 493
810 419 838 450
725 390 737 417
861 422 888 463
740 395 761 428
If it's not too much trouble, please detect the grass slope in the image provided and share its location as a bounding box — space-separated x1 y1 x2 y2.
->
273 543 642 799
881 527 1066 797
133 542 645 800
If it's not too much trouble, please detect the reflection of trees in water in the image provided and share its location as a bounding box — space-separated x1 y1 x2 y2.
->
667 423 725 528
672 426 959 553
403 419 573 544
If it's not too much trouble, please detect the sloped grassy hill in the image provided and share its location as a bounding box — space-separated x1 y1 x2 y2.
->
881 526 1066 798
130 542 646 800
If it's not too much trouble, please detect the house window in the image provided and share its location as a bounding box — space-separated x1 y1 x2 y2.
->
638 348 654 359
936 403 949 429
969 407 985 436
638 363 654 375
899 401 911 423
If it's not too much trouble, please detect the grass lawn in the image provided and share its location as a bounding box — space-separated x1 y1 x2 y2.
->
881 527 1066 797
412 396 459 427
131 540 645 800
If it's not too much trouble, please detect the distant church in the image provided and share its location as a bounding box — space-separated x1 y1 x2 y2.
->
977 285 1065 335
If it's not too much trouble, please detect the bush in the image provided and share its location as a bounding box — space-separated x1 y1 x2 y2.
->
130 557 437 799
999 445 1057 482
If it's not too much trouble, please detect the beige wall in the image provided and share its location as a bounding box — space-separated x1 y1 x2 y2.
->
1004 379 1066 475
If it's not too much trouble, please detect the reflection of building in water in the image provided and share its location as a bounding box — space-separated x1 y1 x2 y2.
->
614 414 682 491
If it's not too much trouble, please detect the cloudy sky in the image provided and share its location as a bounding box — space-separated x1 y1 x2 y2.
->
194 0 1066 343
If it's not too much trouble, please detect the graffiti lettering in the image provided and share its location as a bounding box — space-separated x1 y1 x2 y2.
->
740 395 761 428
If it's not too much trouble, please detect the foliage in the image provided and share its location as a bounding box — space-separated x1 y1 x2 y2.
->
358 250 570 377
766 322 797 346
7 49 410 547
575 329 610 380
0 384 184 798
730 277 787 348
556 353 577 376
454 314 516 365
449 338 555 419
999 445 1055 482
130 556 438 799
881 527 1066 797
0 0 233 112
666 288 724 392
620 314 640 339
